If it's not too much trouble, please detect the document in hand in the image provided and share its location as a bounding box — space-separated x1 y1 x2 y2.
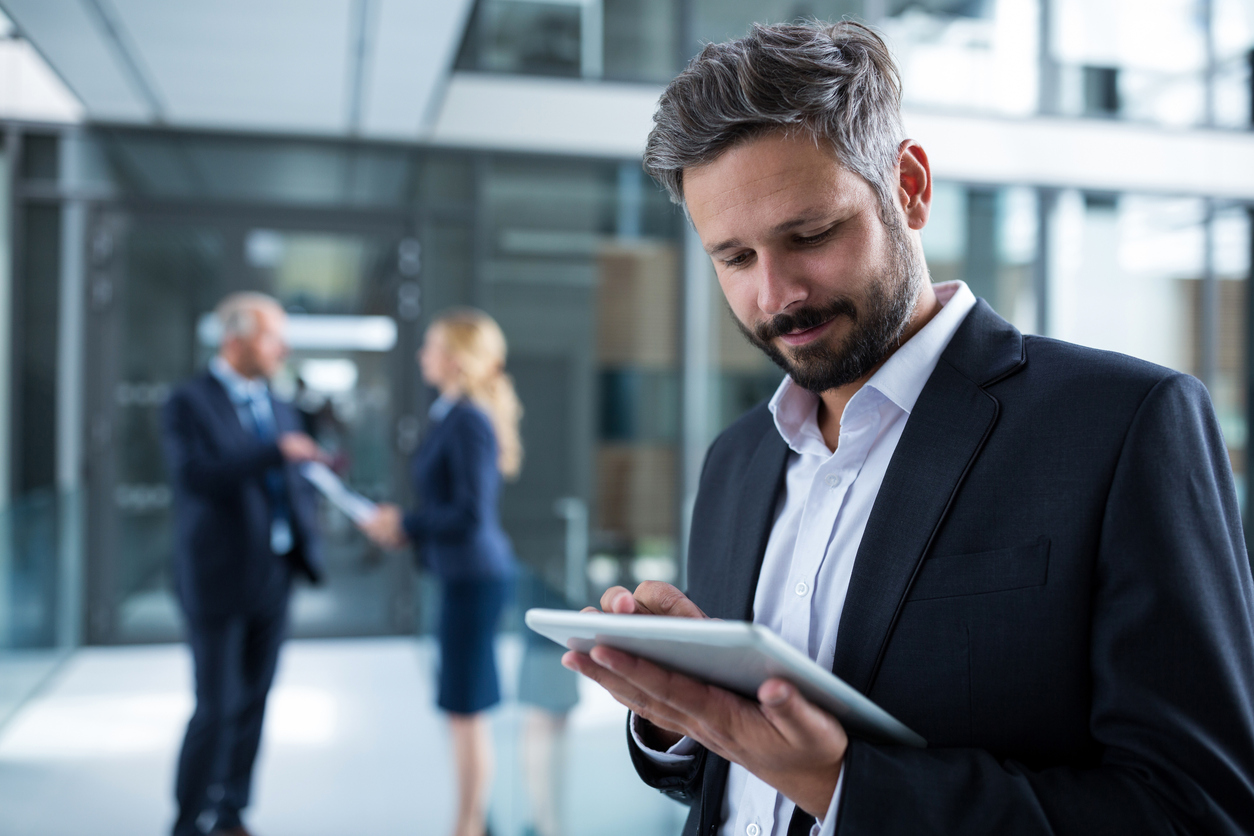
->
299 462 378 524
525 608 925 748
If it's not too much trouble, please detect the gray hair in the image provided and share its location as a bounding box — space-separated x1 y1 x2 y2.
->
216 292 282 340
643 21 905 227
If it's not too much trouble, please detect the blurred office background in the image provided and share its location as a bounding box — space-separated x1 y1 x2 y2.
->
0 0 1251 833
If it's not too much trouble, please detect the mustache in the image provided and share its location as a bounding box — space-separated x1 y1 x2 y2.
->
753 298 858 343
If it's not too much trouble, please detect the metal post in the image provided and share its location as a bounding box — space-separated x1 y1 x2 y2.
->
679 223 711 588
1201 199 1218 391
1038 0 1061 115
555 497 589 606
0 127 16 508
1034 187 1057 336
1244 205 1254 558
56 127 86 648
581 0 604 79
1202 0 1216 128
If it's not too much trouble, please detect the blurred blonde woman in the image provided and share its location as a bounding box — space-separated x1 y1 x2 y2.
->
362 308 521 836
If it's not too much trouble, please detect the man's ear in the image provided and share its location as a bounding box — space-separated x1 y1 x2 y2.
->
897 140 931 231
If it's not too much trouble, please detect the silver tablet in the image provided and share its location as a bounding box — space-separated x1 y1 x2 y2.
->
525 608 925 748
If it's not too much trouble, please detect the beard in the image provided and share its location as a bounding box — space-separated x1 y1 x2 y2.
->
734 227 927 394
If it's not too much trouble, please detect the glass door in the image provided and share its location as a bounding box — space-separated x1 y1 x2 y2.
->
83 207 416 643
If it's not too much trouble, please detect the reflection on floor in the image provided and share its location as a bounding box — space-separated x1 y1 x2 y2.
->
0 637 688 836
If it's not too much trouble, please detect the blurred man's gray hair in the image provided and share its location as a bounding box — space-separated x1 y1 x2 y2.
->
216 292 283 340
643 21 905 227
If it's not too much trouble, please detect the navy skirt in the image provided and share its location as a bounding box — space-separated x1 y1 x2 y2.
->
437 578 512 714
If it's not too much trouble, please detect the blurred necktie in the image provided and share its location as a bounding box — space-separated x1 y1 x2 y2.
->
246 388 294 555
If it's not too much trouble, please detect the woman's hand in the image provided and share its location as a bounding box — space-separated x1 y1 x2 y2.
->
359 503 408 549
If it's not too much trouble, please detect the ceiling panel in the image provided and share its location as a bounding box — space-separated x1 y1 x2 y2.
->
3 0 474 138
363 0 475 138
110 0 354 134
2 0 150 121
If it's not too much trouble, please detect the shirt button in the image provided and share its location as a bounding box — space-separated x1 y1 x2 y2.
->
795 581 809 596
746 825 761 836
824 473 841 488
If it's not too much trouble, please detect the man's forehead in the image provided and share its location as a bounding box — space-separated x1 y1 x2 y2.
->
250 303 285 330
682 134 864 230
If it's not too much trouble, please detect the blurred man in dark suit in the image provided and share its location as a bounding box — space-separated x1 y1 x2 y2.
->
162 292 324 836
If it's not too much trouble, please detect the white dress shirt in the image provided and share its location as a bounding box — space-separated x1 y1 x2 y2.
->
633 282 977 836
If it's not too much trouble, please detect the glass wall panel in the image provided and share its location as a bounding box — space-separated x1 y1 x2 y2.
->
0 137 80 727
1053 0 1208 125
1048 192 1250 515
471 155 685 603
883 0 1041 116
1049 192 1199 370
457 0 586 77
922 182 1039 332
92 130 415 208
1213 0 1254 128
93 216 419 643
603 0 680 82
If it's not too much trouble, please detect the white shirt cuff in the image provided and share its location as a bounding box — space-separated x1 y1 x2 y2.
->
629 712 699 765
809 762 845 836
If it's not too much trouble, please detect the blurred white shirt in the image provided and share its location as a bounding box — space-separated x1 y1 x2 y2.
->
633 281 977 836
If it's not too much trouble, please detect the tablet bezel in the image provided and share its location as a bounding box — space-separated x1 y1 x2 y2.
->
525 607 925 748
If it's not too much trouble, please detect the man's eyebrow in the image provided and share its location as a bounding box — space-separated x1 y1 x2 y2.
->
704 213 835 255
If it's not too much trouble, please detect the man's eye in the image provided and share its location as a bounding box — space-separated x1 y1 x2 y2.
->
723 252 751 267
796 228 834 245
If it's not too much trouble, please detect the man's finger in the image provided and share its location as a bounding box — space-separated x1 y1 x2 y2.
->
562 650 695 733
757 679 848 753
632 581 709 619
599 586 645 614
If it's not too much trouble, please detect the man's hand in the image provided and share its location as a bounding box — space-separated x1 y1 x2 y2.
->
562 581 848 818
277 432 324 463
358 503 407 550
594 581 711 619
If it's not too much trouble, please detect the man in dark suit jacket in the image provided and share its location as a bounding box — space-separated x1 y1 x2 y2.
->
563 21 1254 836
162 292 325 836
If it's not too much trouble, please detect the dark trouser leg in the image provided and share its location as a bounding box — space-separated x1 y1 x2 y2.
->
214 600 288 829
173 616 245 836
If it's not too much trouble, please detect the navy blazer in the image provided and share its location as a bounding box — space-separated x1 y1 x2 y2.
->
403 400 516 582
630 301 1254 835
162 372 323 620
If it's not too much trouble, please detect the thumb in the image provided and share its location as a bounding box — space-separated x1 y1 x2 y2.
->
758 679 845 748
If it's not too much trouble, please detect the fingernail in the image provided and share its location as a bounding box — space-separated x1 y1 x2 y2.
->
762 682 792 706
590 647 619 669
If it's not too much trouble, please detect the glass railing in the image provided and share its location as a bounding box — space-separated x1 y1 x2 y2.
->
0 488 83 728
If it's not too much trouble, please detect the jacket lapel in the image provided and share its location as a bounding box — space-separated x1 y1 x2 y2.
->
708 427 790 621
831 301 1024 693
201 373 251 440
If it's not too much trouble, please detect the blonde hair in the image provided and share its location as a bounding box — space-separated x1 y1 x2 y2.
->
431 309 523 479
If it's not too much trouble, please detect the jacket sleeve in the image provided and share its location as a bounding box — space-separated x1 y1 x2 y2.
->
626 714 708 807
402 412 493 545
161 388 284 497
835 373 1254 835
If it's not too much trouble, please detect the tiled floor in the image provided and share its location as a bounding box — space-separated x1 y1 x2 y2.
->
0 637 687 836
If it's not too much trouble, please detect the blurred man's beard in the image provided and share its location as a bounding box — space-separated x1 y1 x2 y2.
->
735 227 926 394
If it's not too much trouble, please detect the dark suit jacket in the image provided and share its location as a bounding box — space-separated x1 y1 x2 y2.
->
402 399 516 582
630 301 1254 835
162 371 323 620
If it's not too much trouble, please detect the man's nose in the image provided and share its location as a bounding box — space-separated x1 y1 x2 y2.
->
756 253 807 316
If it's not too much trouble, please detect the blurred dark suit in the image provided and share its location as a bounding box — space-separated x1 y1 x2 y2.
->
162 368 322 835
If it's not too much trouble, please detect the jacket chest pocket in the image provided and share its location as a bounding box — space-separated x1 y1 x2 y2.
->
908 537 1050 601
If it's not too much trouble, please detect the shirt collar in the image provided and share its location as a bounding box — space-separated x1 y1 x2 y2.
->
768 281 977 451
864 280 976 415
429 394 458 422
210 356 269 404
